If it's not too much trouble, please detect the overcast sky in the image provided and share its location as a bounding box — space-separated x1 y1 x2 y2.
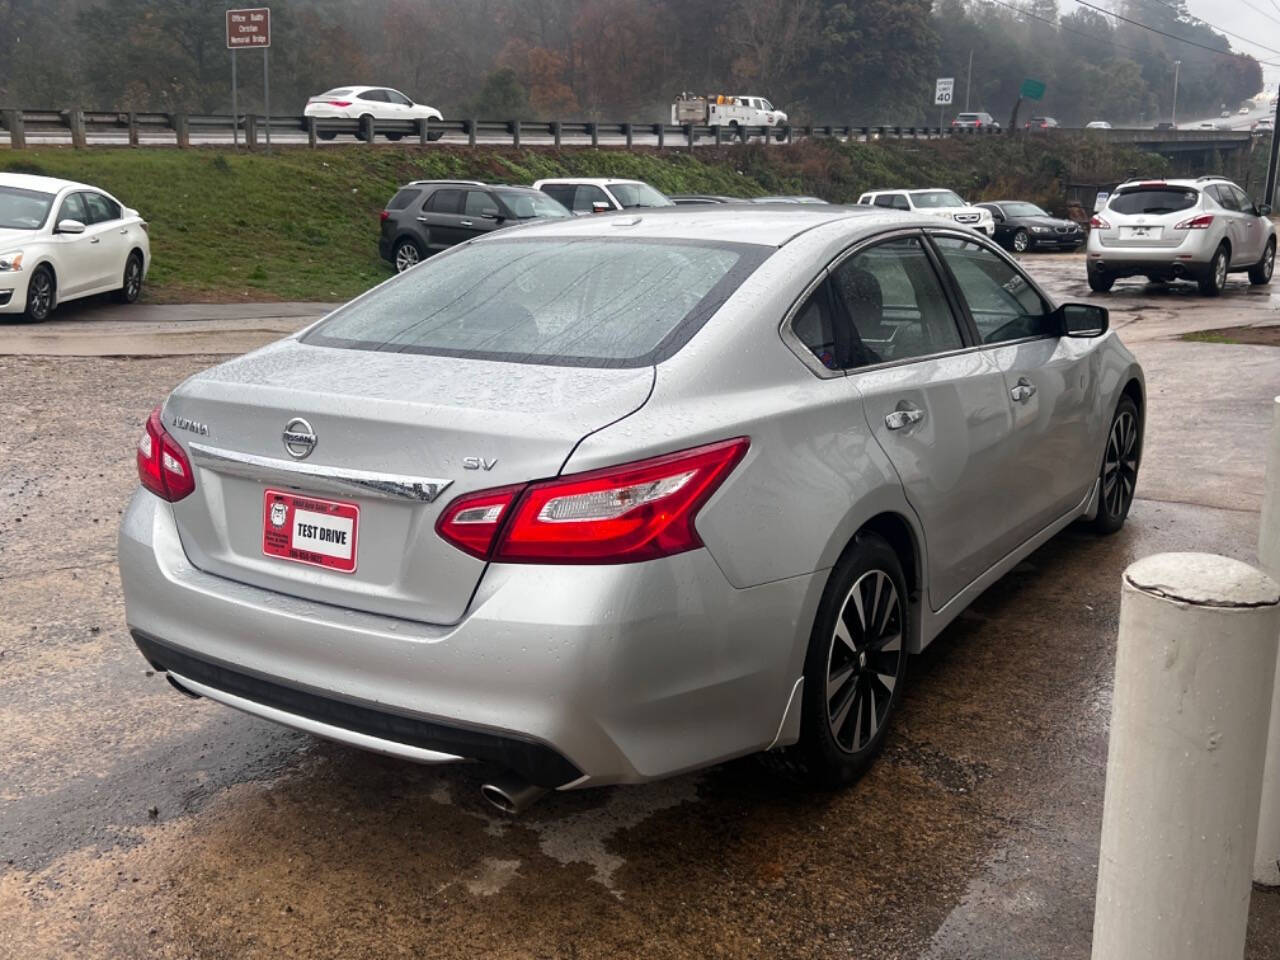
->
1057 0 1280 91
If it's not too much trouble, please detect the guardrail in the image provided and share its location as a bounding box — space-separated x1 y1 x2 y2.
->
0 107 1261 153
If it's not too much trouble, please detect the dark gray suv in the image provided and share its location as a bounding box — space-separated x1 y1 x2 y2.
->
379 180 571 272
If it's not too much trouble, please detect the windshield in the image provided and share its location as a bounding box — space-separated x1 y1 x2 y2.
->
1110 187 1198 216
608 183 674 209
303 237 770 367
495 190 570 220
1001 202 1048 218
0 186 55 230
910 190 965 208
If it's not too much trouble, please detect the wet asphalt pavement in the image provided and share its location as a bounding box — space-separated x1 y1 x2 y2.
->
2 253 1279 959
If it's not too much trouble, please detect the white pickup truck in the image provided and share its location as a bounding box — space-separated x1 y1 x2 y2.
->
671 93 788 140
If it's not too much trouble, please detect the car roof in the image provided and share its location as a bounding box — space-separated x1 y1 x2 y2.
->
532 178 650 187
0 172 93 194
479 204 920 248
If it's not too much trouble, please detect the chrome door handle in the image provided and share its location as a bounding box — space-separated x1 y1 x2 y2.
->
1010 377 1037 402
885 408 925 431
416 216 430 222
89 236 100 244
459 219 473 226
119 228 128 235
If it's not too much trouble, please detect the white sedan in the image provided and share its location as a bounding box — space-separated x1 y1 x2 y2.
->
0 173 150 322
303 86 444 141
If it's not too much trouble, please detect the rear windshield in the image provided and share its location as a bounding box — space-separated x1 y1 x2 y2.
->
321 88 353 97
0 186 55 230
1110 187 1198 215
303 237 771 367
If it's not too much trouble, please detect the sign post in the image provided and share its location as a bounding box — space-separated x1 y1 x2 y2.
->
935 77 954 129
226 8 271 151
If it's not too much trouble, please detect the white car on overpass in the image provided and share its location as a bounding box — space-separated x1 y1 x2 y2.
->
0 173 150 322
855 189 995 236
303 86 444 141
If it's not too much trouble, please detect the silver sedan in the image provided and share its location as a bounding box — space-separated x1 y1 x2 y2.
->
119 206 1144 812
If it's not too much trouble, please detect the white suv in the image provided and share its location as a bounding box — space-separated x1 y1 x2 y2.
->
533 178 674 215
855 189 995 236
1086 177 1275 296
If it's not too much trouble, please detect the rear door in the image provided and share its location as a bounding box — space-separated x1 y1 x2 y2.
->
830 232 1018 609
930 232 1096 538
80 191 130 291
1208 185 1248 265
417 187 467 250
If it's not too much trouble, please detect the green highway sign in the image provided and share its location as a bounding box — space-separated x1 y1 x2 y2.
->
1020 78 1046 101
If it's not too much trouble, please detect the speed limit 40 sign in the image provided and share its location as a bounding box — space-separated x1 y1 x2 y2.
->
935 78 955 106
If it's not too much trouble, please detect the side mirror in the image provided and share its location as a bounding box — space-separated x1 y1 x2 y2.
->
480 207 502 221
590 201 612 214
56 219 86 235
992 211 1005 222
1058 302 1109 338
1260 203 1273 217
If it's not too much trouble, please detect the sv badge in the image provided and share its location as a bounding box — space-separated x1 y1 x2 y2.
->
463 457 498 471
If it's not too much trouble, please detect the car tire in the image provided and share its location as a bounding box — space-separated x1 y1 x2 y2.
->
317 131 337 141
1198 244 1228 296
1093 396 1141 535
23 264 55 322
765 533 909 786
1248 239 1275 286
386 132 403 142
393 237 424 273
356 115 374 142
1087 269 1115 293
427 131 445 142
114 252 144 304
1012 229 1030 253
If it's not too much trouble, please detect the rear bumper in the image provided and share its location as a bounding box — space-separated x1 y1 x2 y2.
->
119 490 820 787
1087 252 1213 281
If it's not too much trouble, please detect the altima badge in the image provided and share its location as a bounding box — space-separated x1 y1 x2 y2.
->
283 418 317 460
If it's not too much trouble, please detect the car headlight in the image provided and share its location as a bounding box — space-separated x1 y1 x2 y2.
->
1032 226 1052 233
0 250 24 272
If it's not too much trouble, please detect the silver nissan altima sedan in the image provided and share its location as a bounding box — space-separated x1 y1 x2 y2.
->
119 206 1144 812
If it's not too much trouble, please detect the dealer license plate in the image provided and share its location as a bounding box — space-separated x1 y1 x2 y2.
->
262 489 359 573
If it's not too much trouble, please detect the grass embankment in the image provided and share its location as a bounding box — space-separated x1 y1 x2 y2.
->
0 137 1167 303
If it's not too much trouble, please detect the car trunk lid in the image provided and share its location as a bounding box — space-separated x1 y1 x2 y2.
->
164 339 653 624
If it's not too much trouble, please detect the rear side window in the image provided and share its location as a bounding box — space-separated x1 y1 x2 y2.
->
426 188 463 214
303 238 771 367
569 184 611 213
387 188 422 211
830 237 963 366
357 90 388 102
540 184 576 208
1110 187 1198 215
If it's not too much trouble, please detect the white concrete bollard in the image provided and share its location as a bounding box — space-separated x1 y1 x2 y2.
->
1092 553 1280 960
1255 396 1280 887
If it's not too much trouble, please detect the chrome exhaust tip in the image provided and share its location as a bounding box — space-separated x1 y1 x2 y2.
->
480 775 548 815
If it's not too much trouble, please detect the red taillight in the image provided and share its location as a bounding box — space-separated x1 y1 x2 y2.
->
136 407 195 502
327 99 352 107
435 484 526 560
1090 215 1112 230
1174 213 1214 230
436 438 750 564
975 120 983 128
380 210 390 221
